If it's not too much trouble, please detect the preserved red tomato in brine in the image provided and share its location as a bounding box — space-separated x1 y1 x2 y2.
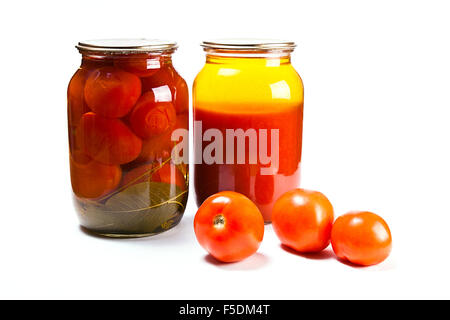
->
68 39 189 237
129 91 177 139
84 66 142 118
79 112 142 165
114 53 161 77
136 111 188 163
67 69 91 128
142 65 189 114
70 156 122 199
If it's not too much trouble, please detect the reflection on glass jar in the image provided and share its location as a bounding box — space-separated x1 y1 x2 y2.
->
193 39 303 222
68 39 189 237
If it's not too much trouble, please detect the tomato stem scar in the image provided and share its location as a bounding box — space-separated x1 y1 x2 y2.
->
213 214 226 229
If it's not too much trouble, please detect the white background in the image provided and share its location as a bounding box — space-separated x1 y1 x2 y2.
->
0 0 449 299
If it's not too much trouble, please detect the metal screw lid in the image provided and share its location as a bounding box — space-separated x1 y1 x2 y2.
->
76 39 178 54
201 39 296 52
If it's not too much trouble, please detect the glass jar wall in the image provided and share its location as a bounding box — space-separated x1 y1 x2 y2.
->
193 40 303 222
68 39 189 237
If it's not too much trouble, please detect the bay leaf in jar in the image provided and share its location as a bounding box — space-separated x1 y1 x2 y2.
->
76 181 187 236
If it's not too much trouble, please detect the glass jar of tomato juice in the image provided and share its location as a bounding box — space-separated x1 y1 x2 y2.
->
193 39 303 222
68 39 189 237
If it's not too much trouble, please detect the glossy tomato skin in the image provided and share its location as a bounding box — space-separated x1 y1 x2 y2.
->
70 156 122 199
141 65 189 114
80 112 142 165
172 73 189 114
136 112 188 163
136 132 172 163
84 67 142 118
331 211 392 266
272 189 334 253
129 91 177 139
141 65 175 92
68 68 91 128
194 191 264 262
68 58 113 138
113 54 160 77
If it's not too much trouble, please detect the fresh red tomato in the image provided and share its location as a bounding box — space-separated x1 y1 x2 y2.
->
84 67 142 118
80 112 142 165
129 91 177 139
70 156 122 199
272 189 334 253
114 54 160 77
331 211 392 266
194 191 265 262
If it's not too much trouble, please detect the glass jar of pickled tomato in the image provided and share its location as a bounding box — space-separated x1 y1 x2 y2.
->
193 39 303 222
68 39 189 237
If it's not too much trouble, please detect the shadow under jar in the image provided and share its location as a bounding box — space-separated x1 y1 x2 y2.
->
68 39 189 237
193 39 304 222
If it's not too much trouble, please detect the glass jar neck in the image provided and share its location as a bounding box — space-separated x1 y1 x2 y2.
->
205 51 291 66
80 52 173 66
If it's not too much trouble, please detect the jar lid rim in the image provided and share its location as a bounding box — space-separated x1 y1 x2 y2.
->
76 38 178 54
201 39 296 51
